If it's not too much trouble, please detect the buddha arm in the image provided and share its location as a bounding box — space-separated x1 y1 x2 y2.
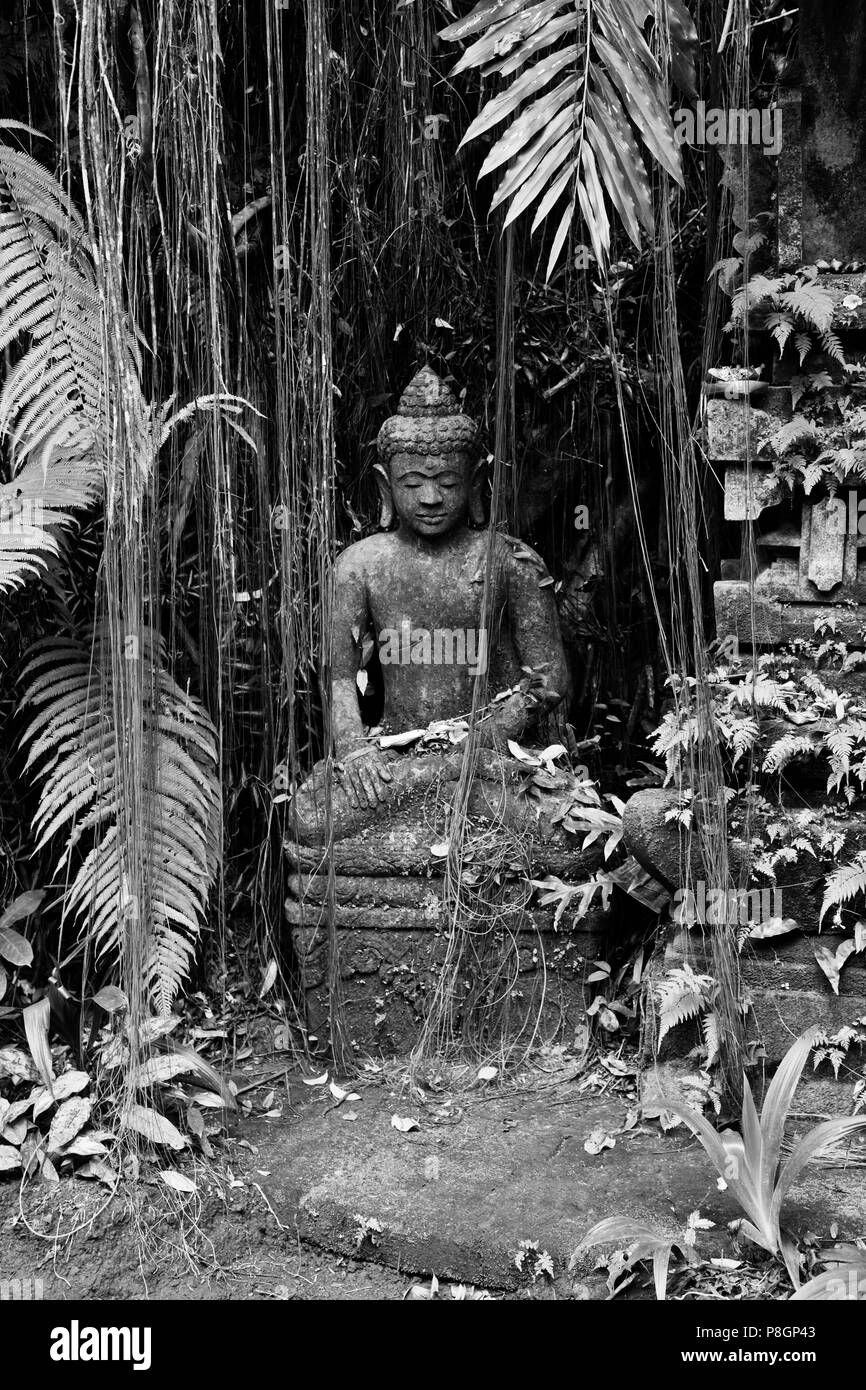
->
506 545 572 718
331 548 370 755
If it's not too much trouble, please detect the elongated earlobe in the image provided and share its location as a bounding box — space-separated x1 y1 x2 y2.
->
469 459 487 527
374 462 394 530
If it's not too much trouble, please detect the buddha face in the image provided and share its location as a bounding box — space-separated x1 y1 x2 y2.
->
387 452 472 539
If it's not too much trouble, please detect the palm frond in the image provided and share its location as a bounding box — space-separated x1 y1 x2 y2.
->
18 625 220 1014
441 0 693 277
0 138 105 593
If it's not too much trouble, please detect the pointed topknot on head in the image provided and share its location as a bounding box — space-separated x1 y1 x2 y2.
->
377 366 479 462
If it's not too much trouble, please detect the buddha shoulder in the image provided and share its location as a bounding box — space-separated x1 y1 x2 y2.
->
494 531 552 580
334 532 398 582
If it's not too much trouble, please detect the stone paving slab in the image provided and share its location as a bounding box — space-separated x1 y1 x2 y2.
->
252 1074 866 1292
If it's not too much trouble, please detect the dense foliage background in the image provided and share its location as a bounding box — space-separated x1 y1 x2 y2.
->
0 0 788 1069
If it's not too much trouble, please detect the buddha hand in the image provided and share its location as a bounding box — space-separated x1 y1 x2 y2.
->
335 742 395 810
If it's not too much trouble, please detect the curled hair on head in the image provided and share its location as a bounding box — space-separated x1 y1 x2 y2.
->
376 366 479 465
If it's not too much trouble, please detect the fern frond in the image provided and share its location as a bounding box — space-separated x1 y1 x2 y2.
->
792 332 811 365
762 734 818 776
762 415 816 460
729 717 759 767
0 140 109 593
701 1011 721 1067
729 677 791 711
780 283 835 336
821 853 866 924
656 963 714 1050
801 460 825 495
728 274 781 327
764 311 794 356
827 725 856 792
820 329 845 365
18 625 220 1013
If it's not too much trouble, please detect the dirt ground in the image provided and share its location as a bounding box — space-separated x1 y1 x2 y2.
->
0 1178 468 1301
2 1047 864 1302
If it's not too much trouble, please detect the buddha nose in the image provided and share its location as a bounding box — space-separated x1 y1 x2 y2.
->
418 481 442 506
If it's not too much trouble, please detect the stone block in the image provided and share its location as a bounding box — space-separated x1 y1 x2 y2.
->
714 580 866 646
708 387 866 472
647 925 866 1113
286 863 612 1054
777 90 802 269
285 833 601 880
707 408 777 477
802 495 854 593
291 914 608 1056
802 1 866 264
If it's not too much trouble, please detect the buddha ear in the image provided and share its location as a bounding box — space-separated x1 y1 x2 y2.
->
468 457 487 527
374 461 394 530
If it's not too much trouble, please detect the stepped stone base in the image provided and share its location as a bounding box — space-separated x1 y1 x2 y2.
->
286 869 609 1056
645 924 866 1115
624 790 866 1114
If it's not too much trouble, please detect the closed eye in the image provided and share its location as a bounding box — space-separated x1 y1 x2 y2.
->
397 474 461 490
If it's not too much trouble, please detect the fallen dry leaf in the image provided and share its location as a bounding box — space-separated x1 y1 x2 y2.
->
749 917 799 941
391 1115 419 1133
583 1127 616 1156
160 1169 197 1194
61 1134 109 1158
76 1157 118 1186
259 959 278 999
379 729 424 749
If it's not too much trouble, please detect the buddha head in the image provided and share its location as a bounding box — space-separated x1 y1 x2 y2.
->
375 367 485 538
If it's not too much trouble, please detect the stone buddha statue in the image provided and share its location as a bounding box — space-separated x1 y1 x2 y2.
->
289 367 573 857
286 370 603 1054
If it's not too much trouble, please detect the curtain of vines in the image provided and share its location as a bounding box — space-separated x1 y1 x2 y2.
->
0 1 764 1090
76 0 159 1088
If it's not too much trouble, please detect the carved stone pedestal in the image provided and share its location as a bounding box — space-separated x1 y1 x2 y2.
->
285 751 611 1056
286 857 608 1055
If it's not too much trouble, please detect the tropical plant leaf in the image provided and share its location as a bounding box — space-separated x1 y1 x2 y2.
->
774 1117 866 1226
0 140 106 593
18 624 220 1014
23 997 53 1093
666 0 699 97
571 1214 696 1300
441 0 690 275
122 1102 186 1150
791 1248 866 1300
791 1264 866 1300
661 1028 866 1285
